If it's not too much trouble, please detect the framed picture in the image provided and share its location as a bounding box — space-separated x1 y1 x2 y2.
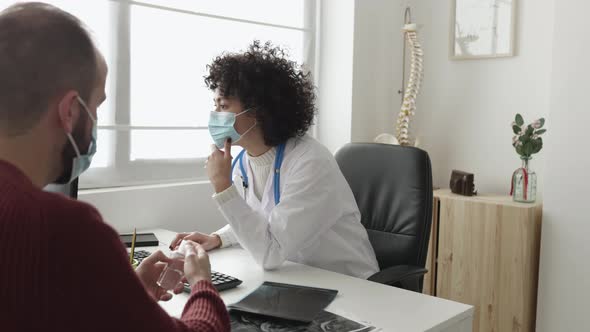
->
450 0 517 59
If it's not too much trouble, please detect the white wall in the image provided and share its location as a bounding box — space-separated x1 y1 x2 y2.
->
79 182 226 235
351 0 404 143
319 0 411 151
333 0 556 195
409 0 554 194
536 0 590 329
316 0 355 153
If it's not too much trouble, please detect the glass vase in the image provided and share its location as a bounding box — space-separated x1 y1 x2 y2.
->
511 157 537 203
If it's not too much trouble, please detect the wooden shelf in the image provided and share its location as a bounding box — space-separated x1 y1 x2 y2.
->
423 189 542 332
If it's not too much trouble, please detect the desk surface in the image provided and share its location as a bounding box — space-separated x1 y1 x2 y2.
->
146 229 473 332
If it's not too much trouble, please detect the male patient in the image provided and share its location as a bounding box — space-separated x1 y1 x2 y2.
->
0 3 229 331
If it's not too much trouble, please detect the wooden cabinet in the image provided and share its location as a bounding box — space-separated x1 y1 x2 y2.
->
423 189 542 332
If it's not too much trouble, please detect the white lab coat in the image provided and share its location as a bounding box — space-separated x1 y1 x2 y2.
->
212 135 379 279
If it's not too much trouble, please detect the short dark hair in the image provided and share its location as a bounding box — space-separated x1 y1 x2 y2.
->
204 40 316 146
0 2 97 136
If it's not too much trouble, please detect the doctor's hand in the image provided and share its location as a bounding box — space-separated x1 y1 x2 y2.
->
207 139 232 193
169 231 222 252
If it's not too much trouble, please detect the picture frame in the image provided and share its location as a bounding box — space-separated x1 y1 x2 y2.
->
450 0 517 60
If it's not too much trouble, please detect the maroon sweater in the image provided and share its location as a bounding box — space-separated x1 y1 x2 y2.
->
0 160 230 332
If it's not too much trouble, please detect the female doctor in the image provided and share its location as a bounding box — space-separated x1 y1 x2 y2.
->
171 41 379 279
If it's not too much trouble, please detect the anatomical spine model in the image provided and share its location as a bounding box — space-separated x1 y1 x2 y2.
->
375 7 423 147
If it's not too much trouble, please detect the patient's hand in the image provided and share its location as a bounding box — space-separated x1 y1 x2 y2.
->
169 231 222 251
183 241 212 285
135 250 184 302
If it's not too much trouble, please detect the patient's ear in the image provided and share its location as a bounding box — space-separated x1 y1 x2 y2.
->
56 90 81 135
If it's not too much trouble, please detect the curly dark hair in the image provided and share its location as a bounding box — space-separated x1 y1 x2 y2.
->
204 40 316 146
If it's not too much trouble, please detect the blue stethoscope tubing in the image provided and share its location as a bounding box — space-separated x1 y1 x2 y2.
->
231 142 287 205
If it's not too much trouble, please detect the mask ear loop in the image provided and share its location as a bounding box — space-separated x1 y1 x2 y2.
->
77 96 97 124
235 108 253 117
233 107 257 144
232 121 257 145
66 134 82 157
65 96 92 158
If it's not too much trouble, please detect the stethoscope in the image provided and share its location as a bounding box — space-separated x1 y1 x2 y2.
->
231 143 287 205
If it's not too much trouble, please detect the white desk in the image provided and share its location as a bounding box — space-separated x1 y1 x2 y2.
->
145 229 473 332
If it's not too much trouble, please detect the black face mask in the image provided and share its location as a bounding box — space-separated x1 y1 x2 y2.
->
53 109 91 185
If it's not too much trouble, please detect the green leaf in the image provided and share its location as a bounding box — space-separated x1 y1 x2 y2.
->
513 125 521 134
531 139 541 153
532 138 543 154
524 143 533 156
539 118 545 128
536 129 547 135
526 126 534 136
519 135 527 142
516 114 524 126
516 145 524 155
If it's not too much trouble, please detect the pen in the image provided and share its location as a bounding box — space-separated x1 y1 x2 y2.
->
129 228 137 265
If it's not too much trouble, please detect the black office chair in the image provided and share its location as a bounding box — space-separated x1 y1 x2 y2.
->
335 143 433 292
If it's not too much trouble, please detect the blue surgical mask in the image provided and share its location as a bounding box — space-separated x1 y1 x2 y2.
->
62 96 97 183
208 109 256 148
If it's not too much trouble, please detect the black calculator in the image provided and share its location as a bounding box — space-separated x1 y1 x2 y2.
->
183 271 243 293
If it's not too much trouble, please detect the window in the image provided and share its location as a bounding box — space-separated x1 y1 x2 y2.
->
0 0 318 188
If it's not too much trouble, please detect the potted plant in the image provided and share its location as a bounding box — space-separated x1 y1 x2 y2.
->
510 114 546 202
